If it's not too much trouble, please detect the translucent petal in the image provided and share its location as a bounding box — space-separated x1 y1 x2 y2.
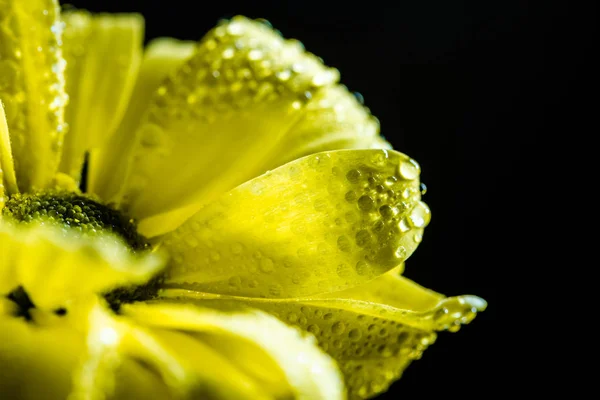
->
0 221 165 309
161 149 427 298
0 0 67 191
0 101 18 208
159 270 487 399
122 302 345 400
98 16 384 236
88 37 195 201
58 11 144 181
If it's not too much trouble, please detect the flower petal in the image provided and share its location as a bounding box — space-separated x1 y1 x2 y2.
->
0 313 84 399
159 269 487 399
0 101 18 207
0 0 67 191
122 302 345 400
88 37 196 201
0 221 165 309
161 149 427 298
92 16 385 236
58 11 144 181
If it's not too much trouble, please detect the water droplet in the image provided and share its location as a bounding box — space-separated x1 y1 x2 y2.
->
323 313 333 320
420 182 428 195
228 276 242 287
139 124 164 148
398 218 411 233
332 322 346 335
346 169 361 183
398 158 421 180
307 324 320 335
337 235 351 252
355 230 371 247
354 260 370 276
345 190 357 203
395 246 407 260
260 258 275 273
414 233 423 243
379 205 398 220
336 263 351 278
231 242 244 254
409 201 431 228
357 195 374 211
209 250 221 261
348 328 362 341
371 150 388 167
287 312 298 323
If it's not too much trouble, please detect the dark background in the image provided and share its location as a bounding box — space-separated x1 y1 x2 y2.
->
67 0 594 397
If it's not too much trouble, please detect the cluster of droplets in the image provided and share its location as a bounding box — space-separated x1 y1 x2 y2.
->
147 16 339 127
336 149 430 272
0 0 67 189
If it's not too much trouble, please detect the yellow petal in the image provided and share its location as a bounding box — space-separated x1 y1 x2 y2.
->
58 11 144 181
159 270 486 399
161 149 427 298
0 0 67 191
122 302 346 400
0 101 18 205
95 16 385 236
88 37 196 202
0 221 165 309
0 313 84 399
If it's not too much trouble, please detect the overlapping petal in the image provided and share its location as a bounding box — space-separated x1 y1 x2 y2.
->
0 0 67 191
160 149 428 298
88 37 196 201
58 10 144 181
87 16 386 236
0 221 165 309
159 268 486 399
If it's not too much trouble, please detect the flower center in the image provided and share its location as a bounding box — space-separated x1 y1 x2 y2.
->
3 191 157 314
2 190 150 251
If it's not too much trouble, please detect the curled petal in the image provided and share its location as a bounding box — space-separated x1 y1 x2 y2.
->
159 268 486 399
161 149 427 298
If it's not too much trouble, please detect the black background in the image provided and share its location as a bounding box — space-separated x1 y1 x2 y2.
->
67 0 594 397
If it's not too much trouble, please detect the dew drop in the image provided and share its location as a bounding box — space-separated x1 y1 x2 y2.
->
409 201 431 228
259 258 275 273
355 230 372 247
420 182 428 195
332 322 346 335
337 235 351 252
348 328 362 341
357 195 374 211
287 312 298 323
354 260 370 276
346 169 361 184
398 158 421 180
307 324 320 335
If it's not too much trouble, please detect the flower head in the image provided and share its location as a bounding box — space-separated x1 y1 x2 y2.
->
0 1 486 399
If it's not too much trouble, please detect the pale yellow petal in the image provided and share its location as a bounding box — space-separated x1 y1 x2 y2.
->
59 11 144 181
0 0 67 191
0 221 165 309
0 314 84 399
93 17 385 236
161 149 427 298
0 101 18 205
123 302 346 400
160 270 486 399
88 37 196 201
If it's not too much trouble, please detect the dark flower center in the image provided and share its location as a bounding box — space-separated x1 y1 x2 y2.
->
3 190 159 314
2 190 150 251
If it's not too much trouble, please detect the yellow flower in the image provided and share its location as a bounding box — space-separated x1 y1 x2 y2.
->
0 1 486 399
